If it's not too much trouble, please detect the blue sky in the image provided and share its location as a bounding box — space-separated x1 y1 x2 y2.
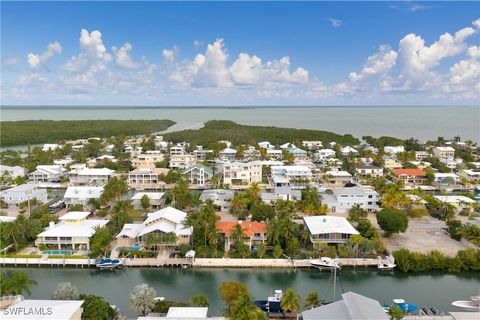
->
1 1 479 106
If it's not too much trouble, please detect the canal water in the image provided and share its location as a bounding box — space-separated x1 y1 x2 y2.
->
4 267 480 317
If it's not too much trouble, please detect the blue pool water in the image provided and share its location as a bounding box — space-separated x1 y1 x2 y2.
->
43 250 73 255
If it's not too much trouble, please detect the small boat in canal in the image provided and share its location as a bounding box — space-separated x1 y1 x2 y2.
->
96 258 124 270
451 295 480 312
253 289 283 313
310 257 341 270
390 298 418 313
378 255 396 271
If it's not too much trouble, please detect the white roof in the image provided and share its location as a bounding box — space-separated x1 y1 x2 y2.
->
37 219 109 238
0 216 17 223
116 223 144 239
220 147 237 154
59 211 90 220
304 216 359 235
434 146 455 151
131 192 165 201
1 299 84 320
326 170 352 177
1 184 38 193
137 220 192 237
434 196 475 204
64 186 103 199
166 307 208 319
272 165 312 173
75 168 115 176
434 173 459 178
144 206 187 225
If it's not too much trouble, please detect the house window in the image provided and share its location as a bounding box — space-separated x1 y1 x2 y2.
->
254 233 261 237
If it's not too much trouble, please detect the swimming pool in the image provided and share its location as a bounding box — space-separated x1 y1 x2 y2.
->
43 250 73 255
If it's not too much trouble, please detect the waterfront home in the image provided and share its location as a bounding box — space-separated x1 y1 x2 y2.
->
459 169 480 183
324 170 352 187
258 141 273 149
286 147 309 160
415 151 430 161
384 145 405 155
0 297 84 320
433 195 476 213
439 156 463 169
183 163 213 186
271 165 313 189
128 167 168 190
64 186 103 209
432 146 455 159
383 158 403 169
28 165 66 183
42 143 60 151
36 211 109 250
302 291 388 320
170 144 186 156
261 185 302 205
199 189 235 212
303 216 359 244
321 186 379 213
302 140 323 150
131 153 165 168
219 147 237 161
0 184 47 208
393 168 427 186
434 172 460 184
169 153 196 169
216 221 267 252
69 167 114 186
280 142 295 149
131 192 165 210
193 146 214 160
222 161 262 187
314 148 336 161
116 206 192 247
355 165 383 178
0 165 26 179
266 148 283 160
340 146 358 156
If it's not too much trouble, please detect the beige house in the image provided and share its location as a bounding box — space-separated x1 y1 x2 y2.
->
169 154 196 169
131 153 165 168
222 161 262 187
128 167 169 190
432 146 455 159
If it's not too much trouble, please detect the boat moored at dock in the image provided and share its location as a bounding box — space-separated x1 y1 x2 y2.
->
309 257 341 270
452 295 480 312
96 258 124 270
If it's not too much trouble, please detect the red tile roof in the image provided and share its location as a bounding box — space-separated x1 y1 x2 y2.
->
216 221 267 237
394 168 426 177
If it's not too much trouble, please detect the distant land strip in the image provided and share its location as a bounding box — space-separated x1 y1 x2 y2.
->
0 119 175 147
164 120 362 146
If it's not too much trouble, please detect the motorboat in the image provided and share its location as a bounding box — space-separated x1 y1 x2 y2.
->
310 257 341 270
451 295 480 312
96 258 124 269
253 289 283 313
391 298 418 313
378 255 396 271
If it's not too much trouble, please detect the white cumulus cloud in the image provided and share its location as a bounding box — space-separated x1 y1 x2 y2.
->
112 42 138 68
27 41 62 68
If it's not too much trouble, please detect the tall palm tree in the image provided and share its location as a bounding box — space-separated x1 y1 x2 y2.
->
228 292 266 320
304 291 321 309
281 288 301 316
2 222 19 247
247 183 261 199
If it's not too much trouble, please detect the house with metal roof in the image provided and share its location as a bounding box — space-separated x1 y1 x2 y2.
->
303 216 359 244
0 296 84 320
63 186 103 209
183 163 214 186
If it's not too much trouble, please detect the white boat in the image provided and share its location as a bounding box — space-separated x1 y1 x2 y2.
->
310 257 341 270
96 258 124 269
378 255 396 271
452 295 480 312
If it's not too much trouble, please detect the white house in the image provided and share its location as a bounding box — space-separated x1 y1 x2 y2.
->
286 147 308 160
200 189 235 212
434 195 476 212
324 170 352 187
415 151 429 161
302 140 323 149
261 186 301 205
128 167 169 190
459 169 480 183
280 143 295 149
432 146 455 159
1 298 84 320
355 165 383 178
321 186 379 213
0 184 47 208
28 165 66 183
434 172 459 184
42 143 60 152
384 146 405 154
116 206 192 247
258 141 273 150
0 165 26 179
315 149 336 161
222 161 262 187
341 146 358 156
271 165 313 189
36 211 109 250
183 163 213 186
69 167 114 186
131 192 165 210
303 216 359 244
266 149 283 160
219 147 237 161
193 146 214 160
63 186 103 209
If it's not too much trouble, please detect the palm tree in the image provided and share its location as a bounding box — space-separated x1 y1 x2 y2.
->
247 183 261 199
2 271 37 296
2 221 19 247
228 292 266 320
280 288 301 316
304 291 321 309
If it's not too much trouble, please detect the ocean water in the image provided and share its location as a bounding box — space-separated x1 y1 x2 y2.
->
1 106 479 142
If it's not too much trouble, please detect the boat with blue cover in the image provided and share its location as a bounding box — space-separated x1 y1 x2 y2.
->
385 298 418 313
253 290 282 313
96 258 124 269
